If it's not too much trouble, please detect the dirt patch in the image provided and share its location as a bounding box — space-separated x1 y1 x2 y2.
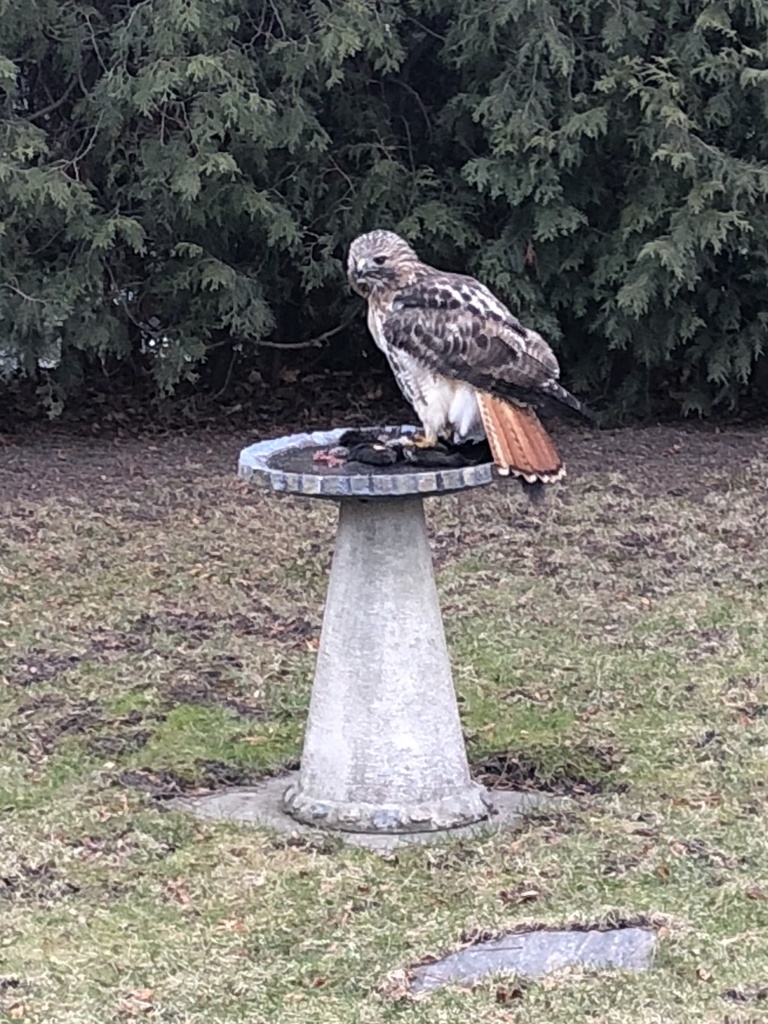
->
130 610 224 642
267 833 342 855
563 423 767 502
0 432 240 506
14 703 160 759
163 651 267 719
166 679 266 720
14 693 68 715
423 846 480 872
118 761 272 798
87 730 153 756
722 983 768 1004
4 651 83 687
0 863 80 904
64 828 177 864
123 609 317 653
5 641 146 688
0 419 765 507
736 702 768 721
6 615 279 684
129 609 278 638
88 631 149 655
45 705 107 738
14 702 108 756
472 744 626 796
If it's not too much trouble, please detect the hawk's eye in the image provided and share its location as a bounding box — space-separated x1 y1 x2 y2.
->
372 255 387 266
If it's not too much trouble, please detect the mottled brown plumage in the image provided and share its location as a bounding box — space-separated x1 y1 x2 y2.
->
347 229 589 483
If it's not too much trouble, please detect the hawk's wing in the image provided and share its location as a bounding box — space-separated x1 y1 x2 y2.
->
383 271 588 420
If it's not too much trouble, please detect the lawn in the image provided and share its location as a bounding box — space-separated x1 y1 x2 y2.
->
1 423 767 1023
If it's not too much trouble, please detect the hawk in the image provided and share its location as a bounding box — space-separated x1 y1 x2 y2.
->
347 229 590 485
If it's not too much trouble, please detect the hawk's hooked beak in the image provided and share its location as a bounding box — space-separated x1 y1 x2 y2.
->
351 257 368 280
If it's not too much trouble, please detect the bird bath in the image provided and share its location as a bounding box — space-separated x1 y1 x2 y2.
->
172 427 557 850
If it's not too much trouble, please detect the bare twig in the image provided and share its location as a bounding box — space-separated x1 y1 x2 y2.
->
63 114 103 178
212 347 238 398
83 14 109 76
121 0 152 37
28 79 79 123
256 310 358 350
406 17 447 42
0 282 45 303
391 80 433 142
267 0 287 39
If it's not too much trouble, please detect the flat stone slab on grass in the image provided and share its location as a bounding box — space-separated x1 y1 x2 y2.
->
169 772 564 852
409 927 656 993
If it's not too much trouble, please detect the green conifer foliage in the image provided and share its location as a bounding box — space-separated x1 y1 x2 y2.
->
2 0 767 416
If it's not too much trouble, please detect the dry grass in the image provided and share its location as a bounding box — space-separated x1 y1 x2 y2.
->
1 424 767 1023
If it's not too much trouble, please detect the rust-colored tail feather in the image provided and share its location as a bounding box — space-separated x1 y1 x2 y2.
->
477 393 565 484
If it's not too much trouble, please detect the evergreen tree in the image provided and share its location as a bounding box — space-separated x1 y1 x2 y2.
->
442 0 768 415
1 0 767 417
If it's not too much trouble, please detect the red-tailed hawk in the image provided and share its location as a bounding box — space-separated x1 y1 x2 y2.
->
347 229 590 484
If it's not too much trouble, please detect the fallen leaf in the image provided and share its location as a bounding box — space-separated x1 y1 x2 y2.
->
377 968 413 1002
499 886 542 905
165 879 192 905
216 917 248 933
129 990 154 1003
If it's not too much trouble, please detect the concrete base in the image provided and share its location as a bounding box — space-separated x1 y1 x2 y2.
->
169 774 562 852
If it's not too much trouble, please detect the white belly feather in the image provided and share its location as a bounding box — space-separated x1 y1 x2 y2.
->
367 306 484 443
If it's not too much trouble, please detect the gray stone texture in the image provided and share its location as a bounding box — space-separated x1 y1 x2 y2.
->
282 495 491 832
238 426 494 499
233 429 498 836
203 430 549 840
409 927 656 992
169 776 557 852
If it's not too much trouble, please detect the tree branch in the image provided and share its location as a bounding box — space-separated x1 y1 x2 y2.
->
256 310 358 350
27 78 79 122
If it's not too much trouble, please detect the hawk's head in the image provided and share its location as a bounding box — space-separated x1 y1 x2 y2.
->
347 230 420 296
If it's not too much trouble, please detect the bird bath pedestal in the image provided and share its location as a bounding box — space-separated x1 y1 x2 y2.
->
173 427 553 850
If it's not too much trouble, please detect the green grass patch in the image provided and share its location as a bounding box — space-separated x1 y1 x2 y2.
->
1 429 768 1022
